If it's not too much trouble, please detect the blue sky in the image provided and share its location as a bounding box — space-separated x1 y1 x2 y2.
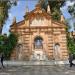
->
60 1 75 31
2 0 75 34
2 0 38 34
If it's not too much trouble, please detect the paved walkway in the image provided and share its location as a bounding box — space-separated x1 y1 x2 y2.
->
0 61 75 75
0 65 75 75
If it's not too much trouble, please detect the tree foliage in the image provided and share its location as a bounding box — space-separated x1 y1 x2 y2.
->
67 35 75 54
68 2 75 17
68 1 75 48
0 34 7 53
0 33 17 59
65 20 75 54
38 0 65 21
0 0 17 34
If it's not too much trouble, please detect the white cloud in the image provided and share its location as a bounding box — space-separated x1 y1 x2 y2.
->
17 1 20 5
61 1 75 11
9 13 13 19
66 1 75 6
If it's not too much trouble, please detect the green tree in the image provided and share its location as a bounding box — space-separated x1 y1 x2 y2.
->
38 0 65 21
0 32 17 59
67 36 75 54
66 21 75 54
0 34 7 53
0 0 17 34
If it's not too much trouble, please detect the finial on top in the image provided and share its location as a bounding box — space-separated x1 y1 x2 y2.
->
47 4 51 14
12 16 16 25
25 0 29 14
60 14 65 22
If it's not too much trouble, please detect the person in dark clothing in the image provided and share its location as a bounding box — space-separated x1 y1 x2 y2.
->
68 53 74 67
0 53 4 68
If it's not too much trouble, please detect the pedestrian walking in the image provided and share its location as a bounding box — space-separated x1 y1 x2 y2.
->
0 53 4 68
68 53 74 67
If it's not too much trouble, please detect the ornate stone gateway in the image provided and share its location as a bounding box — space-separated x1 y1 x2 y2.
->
31 36 47 61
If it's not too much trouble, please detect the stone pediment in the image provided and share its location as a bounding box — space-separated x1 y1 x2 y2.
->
24 4 51 21
10 20 66 29
10 3 66 29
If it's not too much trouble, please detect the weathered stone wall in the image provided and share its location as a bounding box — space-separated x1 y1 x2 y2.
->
10 25 68 61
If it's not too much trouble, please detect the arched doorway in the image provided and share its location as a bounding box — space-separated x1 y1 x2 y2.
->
54 43 61 60
31 36 47 61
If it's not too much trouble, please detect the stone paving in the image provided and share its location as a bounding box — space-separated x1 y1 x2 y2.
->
0 65 75 75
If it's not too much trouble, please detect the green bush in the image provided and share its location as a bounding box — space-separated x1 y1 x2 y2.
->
0 32 17 59
67 36 75 54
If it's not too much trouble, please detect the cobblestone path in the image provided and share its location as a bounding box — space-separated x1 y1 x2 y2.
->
0 65 75 75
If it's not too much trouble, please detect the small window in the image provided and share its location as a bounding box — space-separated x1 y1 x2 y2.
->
34 36 43 49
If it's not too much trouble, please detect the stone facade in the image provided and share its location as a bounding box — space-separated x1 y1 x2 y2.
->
10 4 68 61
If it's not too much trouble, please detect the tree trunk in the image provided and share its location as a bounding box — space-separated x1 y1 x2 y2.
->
0 24 2 34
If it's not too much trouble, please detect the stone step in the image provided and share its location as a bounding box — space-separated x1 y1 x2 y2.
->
3 60 69 66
